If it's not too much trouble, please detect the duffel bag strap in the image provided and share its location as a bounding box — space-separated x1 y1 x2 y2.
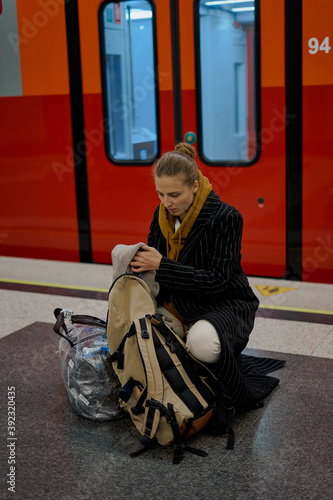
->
54 308 106 328
70 314 106 328
53 309 75 348
53 308 107 348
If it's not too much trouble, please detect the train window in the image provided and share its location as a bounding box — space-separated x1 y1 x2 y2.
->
99 1 159 164
196 0 259 164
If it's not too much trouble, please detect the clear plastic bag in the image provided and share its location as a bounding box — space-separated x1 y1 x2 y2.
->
54 309 123 421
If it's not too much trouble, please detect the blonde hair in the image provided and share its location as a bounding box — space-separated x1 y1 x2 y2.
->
153 143 199 186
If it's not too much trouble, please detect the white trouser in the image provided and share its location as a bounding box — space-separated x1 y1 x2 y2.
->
186 320 221 364
157 307 221 364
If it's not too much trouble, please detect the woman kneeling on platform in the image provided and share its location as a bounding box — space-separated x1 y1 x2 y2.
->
130 142 282 410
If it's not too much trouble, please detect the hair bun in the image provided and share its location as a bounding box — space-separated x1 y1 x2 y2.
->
175 142 196 159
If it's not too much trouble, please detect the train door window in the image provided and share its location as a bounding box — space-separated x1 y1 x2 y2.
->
99 1 159 163
196 0 259 164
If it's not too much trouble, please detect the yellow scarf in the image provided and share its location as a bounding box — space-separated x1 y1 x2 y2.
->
158 170 212 261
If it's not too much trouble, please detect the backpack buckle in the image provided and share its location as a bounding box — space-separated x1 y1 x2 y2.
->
141 330 149 339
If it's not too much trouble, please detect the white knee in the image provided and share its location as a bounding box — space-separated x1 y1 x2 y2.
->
186 320 221 364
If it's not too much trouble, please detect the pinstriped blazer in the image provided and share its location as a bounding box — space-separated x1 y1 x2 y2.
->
148 191 259 350
148 191 284 410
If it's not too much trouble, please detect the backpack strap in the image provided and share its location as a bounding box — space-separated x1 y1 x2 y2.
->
153 313 236 449
141 399 163 445
130 401 208 464
131 316 211 463
129 399 165 458
110 323 137 370
166 404 208 464
134 318 164 444
118 378 144 403
215 394 235 450
152 329 207 416
151 315 215 415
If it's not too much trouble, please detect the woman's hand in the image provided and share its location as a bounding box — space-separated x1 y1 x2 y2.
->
130 245 162 272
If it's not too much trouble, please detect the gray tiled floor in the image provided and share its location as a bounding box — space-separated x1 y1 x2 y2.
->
0 257 333 499
1 322 332 500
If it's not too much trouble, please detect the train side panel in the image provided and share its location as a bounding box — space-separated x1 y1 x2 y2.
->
0 0 332 283
0 0 80 261
302 0 333 283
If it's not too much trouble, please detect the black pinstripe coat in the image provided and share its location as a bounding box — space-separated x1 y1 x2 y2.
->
148 191 283 409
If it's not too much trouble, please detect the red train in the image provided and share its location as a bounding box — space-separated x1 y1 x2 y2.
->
1 0 332 283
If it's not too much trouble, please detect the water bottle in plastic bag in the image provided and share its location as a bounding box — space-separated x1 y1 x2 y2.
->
53 308 124 421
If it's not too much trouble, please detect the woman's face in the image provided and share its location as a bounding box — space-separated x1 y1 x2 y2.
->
155 175 198 220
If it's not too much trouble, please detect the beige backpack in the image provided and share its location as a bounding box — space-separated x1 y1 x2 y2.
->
107 274 234 464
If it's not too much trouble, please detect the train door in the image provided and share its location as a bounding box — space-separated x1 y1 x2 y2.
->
0 0 80 261
77 0 175 263
178 0 287 278
302 0 333 283
78 0 287 276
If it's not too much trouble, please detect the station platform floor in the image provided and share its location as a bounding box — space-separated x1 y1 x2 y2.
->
0 256 332 500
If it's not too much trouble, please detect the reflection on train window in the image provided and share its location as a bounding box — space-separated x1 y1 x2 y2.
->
100 1 158 163
198 0 258 163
